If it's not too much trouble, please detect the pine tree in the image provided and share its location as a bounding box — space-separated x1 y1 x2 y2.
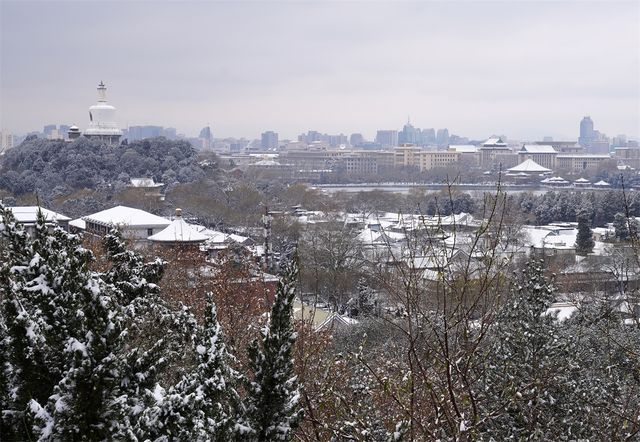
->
476 260 583 439
0 207 196 440
347 277 377 318
140 293 243 441
244 258 303 441
613 212 629 240
356 277 377 317
102 229 164 304
0 205 89 439
575 209 595 255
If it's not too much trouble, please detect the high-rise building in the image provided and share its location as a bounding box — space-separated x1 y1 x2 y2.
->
297 130 323 144
422 128 436 144
579 116 611 153
578 116 595 147
328 134 348 147
197 126 213 150
43 124 57 137
47 129 63 140
126 126 164 141
436 128 450 146
612 134 627 147
199 126 212 140
375 130 398 148
163 127 177 140
399 120 418 145
59 125 70 139
261 131 279 149
449 134 469 145
350 133 364 147
0 131 15 153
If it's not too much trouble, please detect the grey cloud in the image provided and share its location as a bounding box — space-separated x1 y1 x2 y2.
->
1 0 638 140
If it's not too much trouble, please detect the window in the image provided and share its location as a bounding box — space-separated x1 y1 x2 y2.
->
147 228 153 236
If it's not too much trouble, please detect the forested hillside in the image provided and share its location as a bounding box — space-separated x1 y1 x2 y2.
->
0 137 205 197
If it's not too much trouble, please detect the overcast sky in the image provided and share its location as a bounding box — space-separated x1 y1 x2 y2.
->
1 0 639 141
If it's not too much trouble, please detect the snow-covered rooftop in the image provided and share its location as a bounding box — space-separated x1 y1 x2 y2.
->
541 176 569 184
83 206 170 228
482 137 507 147
507 159 551 173
449 145 478 153
252 159 281 166
520 145 558 154
148 212 208 243
556 154 611 159
196 226 250 246
130 178 163 188
7 206 71 223
69 219 86 230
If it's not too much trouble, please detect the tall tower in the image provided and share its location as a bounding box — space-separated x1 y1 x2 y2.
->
84 81 122 145
400 118 417 145
579 116 594 147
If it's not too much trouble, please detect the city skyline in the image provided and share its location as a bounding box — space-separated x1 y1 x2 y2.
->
1 1 639 140
16 113 635 146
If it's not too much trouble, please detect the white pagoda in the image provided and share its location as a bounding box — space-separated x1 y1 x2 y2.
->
84 81 122 145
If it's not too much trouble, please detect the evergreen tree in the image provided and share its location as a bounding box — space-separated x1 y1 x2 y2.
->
630 218 640 241
102 229 164 304
191 295 244 440
140 293 243 441
349 277 377 318
575 209 595 255
244 258 303 441
476 260 586 439
0 207 197 440
613 212 629 240
0 205 91 439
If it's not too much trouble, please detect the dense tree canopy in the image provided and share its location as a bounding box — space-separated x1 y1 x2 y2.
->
0 204 302 441
0 137 204 198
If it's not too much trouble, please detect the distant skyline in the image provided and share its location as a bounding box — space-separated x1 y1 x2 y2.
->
1 1 639 141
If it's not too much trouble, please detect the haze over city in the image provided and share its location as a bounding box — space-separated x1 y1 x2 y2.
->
1 0 639 140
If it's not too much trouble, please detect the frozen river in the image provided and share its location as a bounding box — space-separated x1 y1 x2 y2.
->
314 183 551 195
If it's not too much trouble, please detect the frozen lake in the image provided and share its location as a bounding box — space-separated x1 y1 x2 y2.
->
315 183 551 195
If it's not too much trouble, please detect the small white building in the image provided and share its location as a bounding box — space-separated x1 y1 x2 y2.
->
148 209 208 246
82 205 170 239
5 206 71 233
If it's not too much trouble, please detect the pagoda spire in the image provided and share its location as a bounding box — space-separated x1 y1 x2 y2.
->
97 81 107 102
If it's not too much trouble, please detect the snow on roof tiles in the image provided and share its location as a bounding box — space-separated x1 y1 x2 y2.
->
8 206 71 223
449 145 478 153
507 159 551 173
82 206 170 228
520 145 558 153
148 216 208 243
130 178 163 188
482 137 507 147
69 219 86 230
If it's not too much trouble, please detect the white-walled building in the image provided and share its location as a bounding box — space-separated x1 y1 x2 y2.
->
6 206 71 234
82 205 170 239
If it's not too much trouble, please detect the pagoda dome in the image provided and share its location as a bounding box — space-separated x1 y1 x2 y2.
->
84 81 122 138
